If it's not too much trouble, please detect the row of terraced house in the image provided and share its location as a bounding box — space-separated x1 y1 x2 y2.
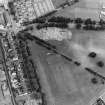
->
0 31 26 94
0 30 46 105
13 0 55 23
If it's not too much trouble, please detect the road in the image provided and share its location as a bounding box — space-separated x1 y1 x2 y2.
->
0 38 17 105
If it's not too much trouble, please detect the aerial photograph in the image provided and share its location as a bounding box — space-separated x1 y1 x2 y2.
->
0 0 105 105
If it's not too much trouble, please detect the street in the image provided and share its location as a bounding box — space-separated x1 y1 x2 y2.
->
0 38 17 105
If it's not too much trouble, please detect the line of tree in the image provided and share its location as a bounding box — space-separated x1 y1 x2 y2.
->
16 33 49 104
74 18 105 31
18 40 41 93
36 22 68 30
48 16 71 23
22 16 73 26
22 14 105 31
34 17 105 30
74 18 84 24
22 18 45 26
22 11 57 26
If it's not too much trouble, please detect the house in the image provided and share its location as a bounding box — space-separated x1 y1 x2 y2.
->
14 0 55 23
12 56 19 61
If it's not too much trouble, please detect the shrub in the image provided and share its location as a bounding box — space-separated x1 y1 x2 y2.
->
84 18 92 25
75 18 83 24
75 23 82 29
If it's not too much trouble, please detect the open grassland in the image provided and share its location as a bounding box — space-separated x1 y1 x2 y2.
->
28 1 105 104
54 0 105 20
29 28 105 105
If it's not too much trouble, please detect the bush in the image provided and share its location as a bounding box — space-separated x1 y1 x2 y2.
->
91 20 96 25
34 18 45 23
23 26 33 31
22 21 33 26
55 23 68 28
74 0 79 2
48 16 70 23
8 2 15 15
83 25 99 31
84 18 92 25
36 22 68 29
75 23 82 29
75 18 83 24
99 19 105 25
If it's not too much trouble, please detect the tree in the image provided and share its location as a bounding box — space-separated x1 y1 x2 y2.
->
17 33 27 41
92 20 96 25
30 92 42 100
83 25 96 30
96 98 105 105
48 16 70 23
84 18 92 25
35 18 45 23
99 19 105 25
75 18 83 24
8 2 15 16
48 16 56 22
36 24 42 30
91 77 98 84
76 23 82 29
69 19 74 23
95 26 101 31
74 0 79 2
99 19 105 30
56 23 68 28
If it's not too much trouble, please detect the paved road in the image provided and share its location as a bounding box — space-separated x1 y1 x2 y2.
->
0 39 17 105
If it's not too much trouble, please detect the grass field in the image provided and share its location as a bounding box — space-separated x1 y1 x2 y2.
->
27 0 105 105
29 28 105 105
54 0 105 20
